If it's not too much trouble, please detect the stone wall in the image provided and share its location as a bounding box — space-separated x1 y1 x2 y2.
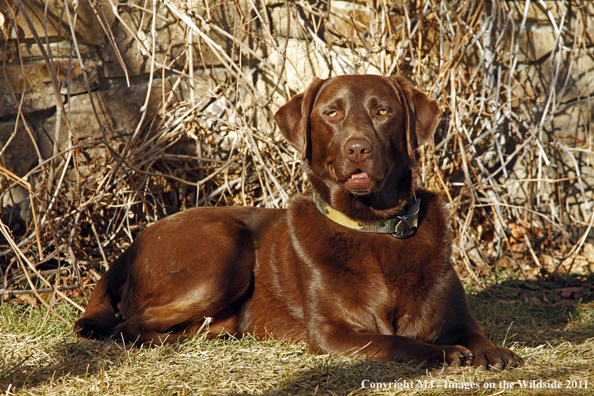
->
1 0 593 248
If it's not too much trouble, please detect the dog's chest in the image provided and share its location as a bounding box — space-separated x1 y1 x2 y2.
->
288 196 446 338
306 232 429 330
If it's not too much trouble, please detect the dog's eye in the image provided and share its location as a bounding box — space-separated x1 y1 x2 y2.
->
378 109 389 116
327 111 338 118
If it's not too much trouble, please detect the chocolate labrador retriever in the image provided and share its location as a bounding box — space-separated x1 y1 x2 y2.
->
74 75 522 369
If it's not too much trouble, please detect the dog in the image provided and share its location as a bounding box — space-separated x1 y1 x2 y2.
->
74 75 523 369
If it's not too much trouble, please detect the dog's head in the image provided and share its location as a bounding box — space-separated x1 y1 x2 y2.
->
275 75 441 220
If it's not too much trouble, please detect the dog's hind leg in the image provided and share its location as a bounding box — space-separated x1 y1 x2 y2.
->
73 269 120 339
112 306 194 345
112 302 241 345
73 253 130 339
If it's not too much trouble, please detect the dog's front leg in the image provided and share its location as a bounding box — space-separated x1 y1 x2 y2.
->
307 326 474 368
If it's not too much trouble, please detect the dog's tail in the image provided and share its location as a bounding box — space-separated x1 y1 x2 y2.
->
73 250 130 339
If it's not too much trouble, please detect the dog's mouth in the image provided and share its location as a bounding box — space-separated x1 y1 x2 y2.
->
344 169 373 192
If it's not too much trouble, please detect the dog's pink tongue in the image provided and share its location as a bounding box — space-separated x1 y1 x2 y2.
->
350 171 369 179
346 171 372 190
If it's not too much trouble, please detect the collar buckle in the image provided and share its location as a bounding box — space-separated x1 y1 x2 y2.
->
392 218 413 239
391 198 421 239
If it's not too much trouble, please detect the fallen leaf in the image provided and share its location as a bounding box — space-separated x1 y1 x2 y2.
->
17 294 37 305
558 287 586 299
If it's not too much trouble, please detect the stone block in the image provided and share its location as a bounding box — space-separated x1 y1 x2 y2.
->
505 1 563 22
264 37 382 95
327 1 404 46
499 2 594 63
0 58 102 118
17 41 96 61
504 1 594 47
549 100 593 224
515 48 594 107
500 23 566 63
100 0 264 79
551 101 594 146
0 184 31 223
37 72 221 157
0 0 116 45
270 2 404 47
0 122 38 176
256 36 382 141
270 6 309 40
502 100 593 204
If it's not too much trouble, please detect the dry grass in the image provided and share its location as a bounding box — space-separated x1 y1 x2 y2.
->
1 280 593 395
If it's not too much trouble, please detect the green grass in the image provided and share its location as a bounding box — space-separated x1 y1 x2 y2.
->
1 278 593 395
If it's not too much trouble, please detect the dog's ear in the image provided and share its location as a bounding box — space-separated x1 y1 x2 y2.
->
274 79 325 161
411 88 441 145
391 76 441 157
274 93 305 150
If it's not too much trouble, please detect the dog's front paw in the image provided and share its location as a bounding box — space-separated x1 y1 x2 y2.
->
423 345 474 368
472 346 523 370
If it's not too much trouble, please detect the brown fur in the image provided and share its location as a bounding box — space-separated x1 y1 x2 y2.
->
74 75 523 369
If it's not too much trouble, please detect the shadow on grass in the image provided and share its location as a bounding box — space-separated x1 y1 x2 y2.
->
0 338 127 391
469 273 594 347
260 360 428 396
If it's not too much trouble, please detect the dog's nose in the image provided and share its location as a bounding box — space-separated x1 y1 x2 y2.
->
344 138 372 162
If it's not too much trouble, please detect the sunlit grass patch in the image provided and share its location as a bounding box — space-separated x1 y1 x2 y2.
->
1 291 593 395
